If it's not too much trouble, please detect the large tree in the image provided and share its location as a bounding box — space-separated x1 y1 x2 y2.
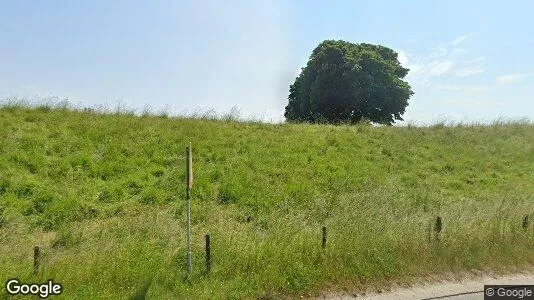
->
284 40 413 125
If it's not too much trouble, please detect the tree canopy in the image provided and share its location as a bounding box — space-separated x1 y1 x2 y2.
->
284 40 414 125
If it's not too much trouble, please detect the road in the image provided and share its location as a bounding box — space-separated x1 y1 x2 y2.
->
320 273 534 300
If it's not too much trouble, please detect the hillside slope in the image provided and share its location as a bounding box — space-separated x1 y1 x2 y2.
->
1 106 534 298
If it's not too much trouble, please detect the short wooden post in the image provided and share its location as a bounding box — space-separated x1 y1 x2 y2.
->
434 216 442 240
33 245 40 275
322 226 327 248
205 234 211 273
523 214 529 231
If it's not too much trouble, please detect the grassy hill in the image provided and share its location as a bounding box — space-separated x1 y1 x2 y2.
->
1 104 534 298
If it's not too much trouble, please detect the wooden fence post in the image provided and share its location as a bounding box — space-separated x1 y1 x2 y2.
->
434 216 442 241
205 234 211 273
33 245 40 275
322 226 327 248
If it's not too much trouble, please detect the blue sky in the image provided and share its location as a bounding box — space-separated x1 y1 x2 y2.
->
1 1 533 124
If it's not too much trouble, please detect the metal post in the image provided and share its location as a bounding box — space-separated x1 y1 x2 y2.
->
186 143 193 274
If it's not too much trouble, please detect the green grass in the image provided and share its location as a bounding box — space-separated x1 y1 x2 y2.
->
1 104 534 299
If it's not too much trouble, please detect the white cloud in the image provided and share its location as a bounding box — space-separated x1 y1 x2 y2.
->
397 50 409 67
455 67 485 77
429 47 448 59
408 63 424 75
464 56 486 64
440 98 503 108
438 84 494 93
400 38 485 86
451 48 468 55
429 61 454 76
496 73 529 84
452 35 469 45
395 49 425 78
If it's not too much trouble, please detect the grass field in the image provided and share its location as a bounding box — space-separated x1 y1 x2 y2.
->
1 103 534 299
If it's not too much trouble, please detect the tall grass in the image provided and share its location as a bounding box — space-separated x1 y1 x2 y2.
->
1 104 534 298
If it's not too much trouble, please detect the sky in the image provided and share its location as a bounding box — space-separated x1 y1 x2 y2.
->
1 0 533 124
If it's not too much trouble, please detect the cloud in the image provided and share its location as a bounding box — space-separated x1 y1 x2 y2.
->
455 67 485 77
440 98 503 108
429 61 454 76
429 47 448 59
451 48 468 55
464 56 486 64
400 37 484 85
452 35 469 45
397 50 409 67
438 84 494 93
408 63 424 75
496 73 529 84
396 49 424 78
